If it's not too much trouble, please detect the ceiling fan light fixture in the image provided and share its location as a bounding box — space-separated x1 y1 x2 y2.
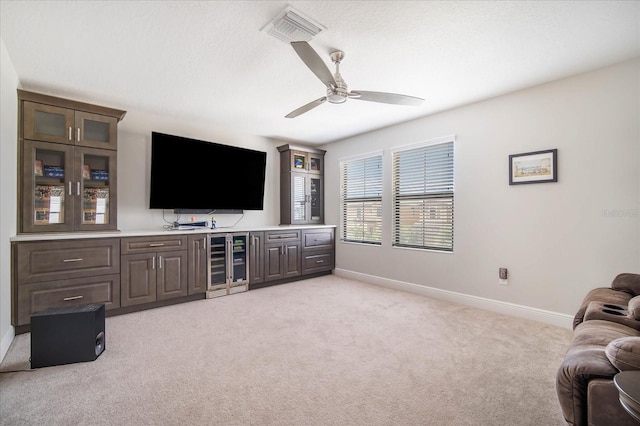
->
327 93 347 104
261 5 326 43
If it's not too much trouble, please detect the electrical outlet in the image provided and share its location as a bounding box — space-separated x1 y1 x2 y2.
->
499 268 508 285
499 268 508 279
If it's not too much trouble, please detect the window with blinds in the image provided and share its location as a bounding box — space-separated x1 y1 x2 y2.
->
340 153 383 244
392 139 454 251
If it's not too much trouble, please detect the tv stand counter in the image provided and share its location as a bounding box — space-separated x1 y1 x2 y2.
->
10 224 336 242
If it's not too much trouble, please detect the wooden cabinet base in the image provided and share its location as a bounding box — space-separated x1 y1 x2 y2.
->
249 270 332 291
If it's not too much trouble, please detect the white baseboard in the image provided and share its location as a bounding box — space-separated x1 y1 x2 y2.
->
334 268 574 329
0 326 15 364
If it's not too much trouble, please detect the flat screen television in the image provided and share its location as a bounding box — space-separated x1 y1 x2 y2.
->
149 132 267 211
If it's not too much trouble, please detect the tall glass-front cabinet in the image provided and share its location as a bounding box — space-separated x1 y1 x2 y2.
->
278 144 326 225
17 90 126 233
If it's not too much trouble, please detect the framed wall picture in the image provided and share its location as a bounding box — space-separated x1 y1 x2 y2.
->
509 149 557 185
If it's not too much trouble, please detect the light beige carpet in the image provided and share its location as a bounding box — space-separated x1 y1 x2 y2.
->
0 275 572 425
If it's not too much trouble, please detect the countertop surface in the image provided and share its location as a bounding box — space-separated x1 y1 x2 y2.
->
11 224 336 242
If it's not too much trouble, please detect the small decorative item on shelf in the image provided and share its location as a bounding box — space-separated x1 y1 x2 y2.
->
84 188 109 201
34 208 49 224
90 170 109 181
82 164 90 179
34 160 43 176
43 166 64 178
35 184 65 200
294 155 305 169
83 210 97 224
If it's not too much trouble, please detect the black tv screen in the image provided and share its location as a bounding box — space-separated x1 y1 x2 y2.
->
149 132 266 211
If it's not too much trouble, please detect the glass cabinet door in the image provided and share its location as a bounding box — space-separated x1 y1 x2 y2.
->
292 172 307 223
209 236 227 288
75 147 117 231
308 153 323 174
291 151 307 172
22 140 75 232
309 176 322 222
230 234 248 284
75 111 118 150
23 101 74 145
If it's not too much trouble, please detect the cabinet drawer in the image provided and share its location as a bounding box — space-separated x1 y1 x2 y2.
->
121 235 187 254
15 238 120 284
265 230 301 243
16 274 120 325
302 229 334 250
302 252 334 274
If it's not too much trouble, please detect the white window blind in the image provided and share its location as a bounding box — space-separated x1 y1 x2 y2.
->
340 154 383 244
392 140 454 251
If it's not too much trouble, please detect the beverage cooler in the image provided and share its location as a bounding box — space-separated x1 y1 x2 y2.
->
207 232 249 298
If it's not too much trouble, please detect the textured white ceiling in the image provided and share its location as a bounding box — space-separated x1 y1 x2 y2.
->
1 1 638 144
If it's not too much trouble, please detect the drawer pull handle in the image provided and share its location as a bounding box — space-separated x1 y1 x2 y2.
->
63 295 84 301
149 243 165 247
272 234 297 239
63 258 83 263
315 260 324 264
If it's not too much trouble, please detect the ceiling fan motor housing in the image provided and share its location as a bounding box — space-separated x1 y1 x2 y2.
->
328 71 348 103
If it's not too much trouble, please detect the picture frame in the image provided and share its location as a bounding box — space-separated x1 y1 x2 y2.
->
509 149 557 185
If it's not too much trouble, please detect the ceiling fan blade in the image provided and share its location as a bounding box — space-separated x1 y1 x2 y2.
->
291 41 337 89
285 96 327 118
349 90 424 106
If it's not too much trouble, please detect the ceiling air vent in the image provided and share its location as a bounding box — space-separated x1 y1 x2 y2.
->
261 5 326 43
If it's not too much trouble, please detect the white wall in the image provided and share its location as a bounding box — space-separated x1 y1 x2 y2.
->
321 59 640 317
115 110 281 231
0 36 19 361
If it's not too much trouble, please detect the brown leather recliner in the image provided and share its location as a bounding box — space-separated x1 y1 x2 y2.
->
556 273 640 426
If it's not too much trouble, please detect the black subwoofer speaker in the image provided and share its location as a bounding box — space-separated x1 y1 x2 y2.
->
30 304 106 369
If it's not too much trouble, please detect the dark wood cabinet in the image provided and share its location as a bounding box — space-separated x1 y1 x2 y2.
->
120 236 188 307
264 230 301 282
21 140 118 233
11 238 120 326
21 93 122 150
11 227 335 330
188 234 208 295
302 228 335 274
278 144 325 225
18 90 125 233
120 252 156 307
249 232 265 285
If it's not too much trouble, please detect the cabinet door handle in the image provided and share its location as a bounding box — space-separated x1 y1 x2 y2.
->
68 181 73 196
63 295 84 301
149 243 165 247
76 182 81 196
68 126 73 141
158 256 163 269
203 237 206 248
77 127 81 142
151 256 156 270
63 258 83 263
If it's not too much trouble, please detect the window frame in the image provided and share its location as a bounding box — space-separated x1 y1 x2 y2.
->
339 151 384 245
391 136 455 252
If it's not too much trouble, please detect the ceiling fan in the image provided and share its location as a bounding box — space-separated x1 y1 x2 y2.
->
285 41 424 118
